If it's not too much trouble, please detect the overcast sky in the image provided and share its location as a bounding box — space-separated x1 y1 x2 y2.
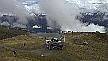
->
0 0 108 15
16 0 108 13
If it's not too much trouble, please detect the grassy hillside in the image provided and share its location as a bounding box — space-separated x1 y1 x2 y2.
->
0 26 27 40
64 32 108 61
0 32 108 61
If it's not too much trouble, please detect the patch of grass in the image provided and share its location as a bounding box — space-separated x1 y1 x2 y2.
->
0 32 108 61
0 25 28 40
64 33 108 61
0 35 44 50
